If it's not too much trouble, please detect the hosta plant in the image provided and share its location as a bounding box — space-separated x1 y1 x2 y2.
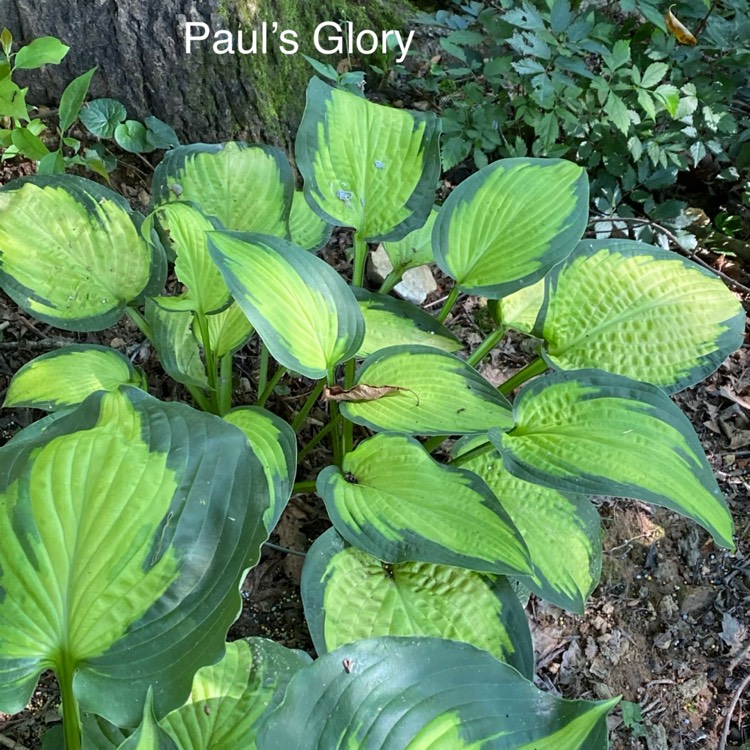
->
0 73 744 749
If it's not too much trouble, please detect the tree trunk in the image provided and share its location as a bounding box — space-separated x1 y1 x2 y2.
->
2 0 408 145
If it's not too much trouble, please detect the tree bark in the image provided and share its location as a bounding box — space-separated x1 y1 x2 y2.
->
2 0 407 145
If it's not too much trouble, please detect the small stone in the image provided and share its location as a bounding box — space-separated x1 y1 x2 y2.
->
367 246 437 305
110 337 125 348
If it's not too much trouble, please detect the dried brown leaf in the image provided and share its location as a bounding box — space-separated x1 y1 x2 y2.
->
323 383 420 405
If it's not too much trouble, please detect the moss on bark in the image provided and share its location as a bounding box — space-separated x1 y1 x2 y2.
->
228 0 410 142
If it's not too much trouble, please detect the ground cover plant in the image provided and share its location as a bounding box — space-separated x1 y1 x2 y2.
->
0 66 746 749
408 0 750 241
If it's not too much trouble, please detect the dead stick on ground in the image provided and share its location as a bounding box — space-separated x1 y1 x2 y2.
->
728 640 750 674
718 671 750 750
0 734 30 750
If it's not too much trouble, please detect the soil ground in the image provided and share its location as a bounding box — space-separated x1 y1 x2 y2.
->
0 152 749 749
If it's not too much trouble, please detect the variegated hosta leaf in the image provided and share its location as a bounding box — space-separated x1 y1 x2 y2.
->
204 302 254 358
317 433 531 577
151 142 294 238
353 288 462 358
296 77 441 242
86 639 311 750
256 637 618 750
301 528 534 677
491 277 546 334
146 300 209 389
456 436 601 613
4 344 143 412
490 369 734 549
0 175 165 331
224 407 296 533
381 205 439 275
208 232 364 379
289 190 332 251
116 691 177 750
0 388 270 726
147 202 230 315
539 239 745 393
340 345 513 435
433 158 588 298
157 638 311 750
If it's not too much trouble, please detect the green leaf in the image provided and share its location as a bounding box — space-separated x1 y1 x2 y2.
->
115 120 153 153
36 149 65 175
318 433 532 577
117 690 178 750
604 92 632 134
433 158 588 298
80 98 127 139
224 408 296 534
204 302 254 358
637 88 657 120
539 240 745 392
13 36 69 69
152 143 294 238
654 84 680 117
208 231 364 379
58 67 96 133
494 277 545 333
640 62 669 89
4 344 142 411
10 126 49 160
340 345 513 435
0 77 29 120
148 202 230 315
296 77 441 242
145 116 179 150
302 528 534 677
381 205 438 276
288 190 332 251
441 135 472 171
0 175 165 331
456 436 601 613
158 638 310 750
353 289 462 358
0 388 271 725
146 300 209 389
490 370 734 549
256 637 618 749
1 28 12 58
603 39 630 70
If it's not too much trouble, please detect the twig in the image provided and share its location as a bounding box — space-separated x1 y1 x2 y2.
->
263 541 306 558
589 215 750 295
0 733 30 750
0 336 78 351
718 672 750 750
728 640 750 674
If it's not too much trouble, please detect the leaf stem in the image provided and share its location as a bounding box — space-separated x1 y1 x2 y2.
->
352 232 368 288
499 356 548 396
186 384 213 413
378 269 401 294
195 311 218 409
327 367 343 467
298 415 342 462
257 343 270 398
59 660 82 750
292 480 317 494
126 306 153 341
218 353 233 416
292 379 326 432
437 285 459 323
257 365 286 407
466 326 507 368
423 434 448 453
448 440 495 467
